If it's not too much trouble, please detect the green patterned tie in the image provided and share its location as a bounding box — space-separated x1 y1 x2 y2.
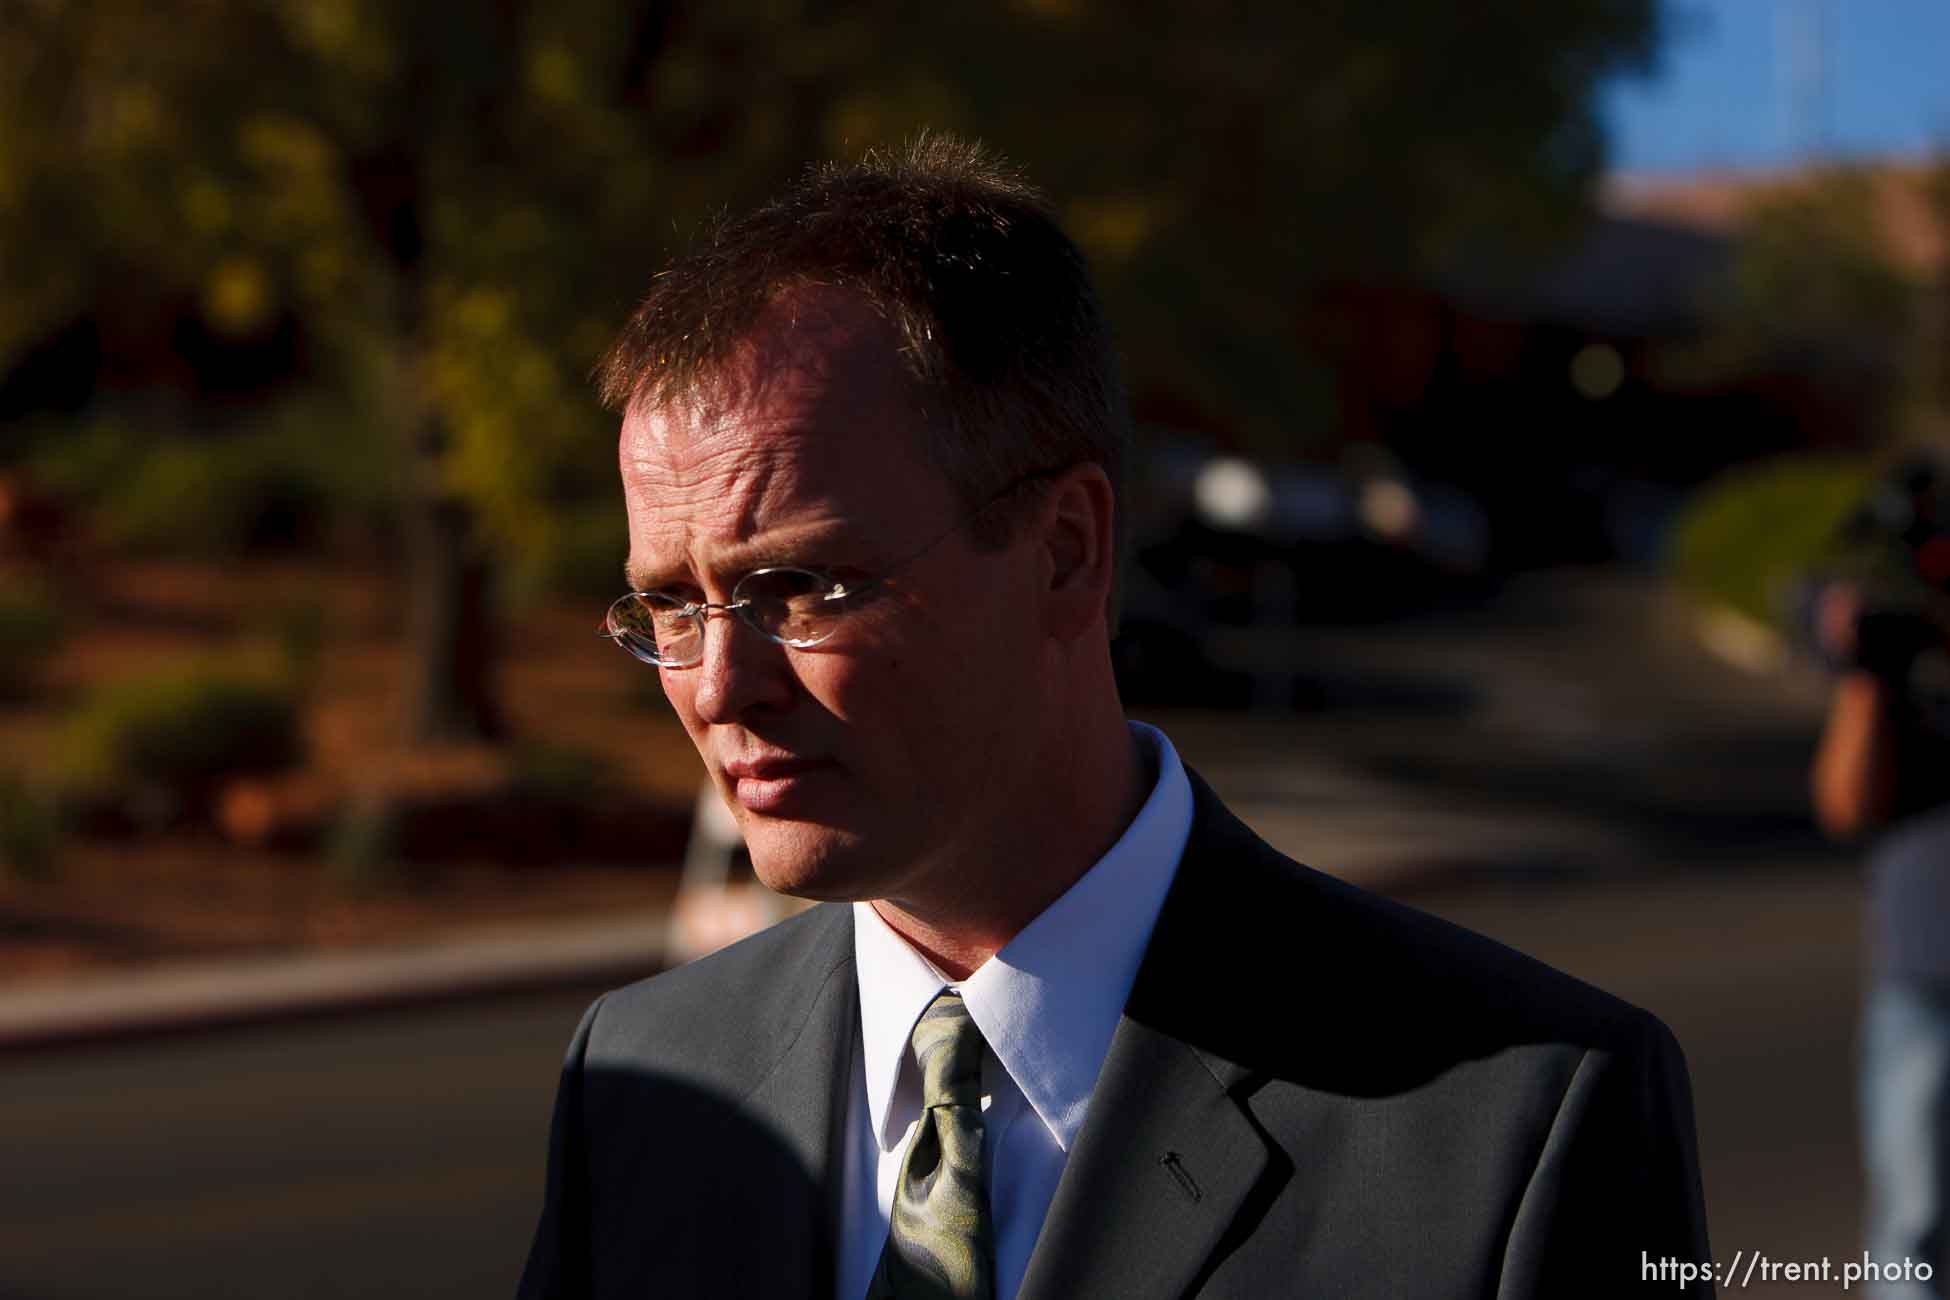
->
866 990 995 1300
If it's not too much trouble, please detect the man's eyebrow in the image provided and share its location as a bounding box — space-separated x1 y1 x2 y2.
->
625 525 860 592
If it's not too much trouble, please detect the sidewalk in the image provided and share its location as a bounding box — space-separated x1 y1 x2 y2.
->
0 910 670 1052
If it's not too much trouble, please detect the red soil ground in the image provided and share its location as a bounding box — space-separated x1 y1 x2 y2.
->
1 557 705 986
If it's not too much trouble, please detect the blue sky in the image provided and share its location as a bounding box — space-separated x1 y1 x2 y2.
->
1601 0 1950 174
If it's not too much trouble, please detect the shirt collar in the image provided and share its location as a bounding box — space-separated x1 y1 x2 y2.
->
852 720 1194 1153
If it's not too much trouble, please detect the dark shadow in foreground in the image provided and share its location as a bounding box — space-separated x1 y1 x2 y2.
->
517 1059 830 1300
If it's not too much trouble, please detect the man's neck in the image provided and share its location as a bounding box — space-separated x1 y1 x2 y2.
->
870 721 1151 979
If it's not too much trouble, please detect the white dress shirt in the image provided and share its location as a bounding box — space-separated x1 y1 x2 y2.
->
836 720 1195 1300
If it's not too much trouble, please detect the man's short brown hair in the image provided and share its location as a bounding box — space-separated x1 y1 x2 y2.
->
597 133 1130 626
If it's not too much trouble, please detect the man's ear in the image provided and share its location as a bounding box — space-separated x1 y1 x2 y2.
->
1038 463 1116 642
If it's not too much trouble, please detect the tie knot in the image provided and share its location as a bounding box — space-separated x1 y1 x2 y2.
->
911 991 984 1108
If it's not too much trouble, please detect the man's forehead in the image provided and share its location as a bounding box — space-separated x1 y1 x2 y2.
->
620 291 924 460
617 288 952 588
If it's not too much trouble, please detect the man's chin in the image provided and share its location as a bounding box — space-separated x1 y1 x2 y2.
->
742 824 875 902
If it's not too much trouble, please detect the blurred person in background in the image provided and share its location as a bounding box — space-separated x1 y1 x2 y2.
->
1813 450 1950 1298
519 135 1712 1299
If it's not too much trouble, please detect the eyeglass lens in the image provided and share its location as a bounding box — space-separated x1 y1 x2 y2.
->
609 568 849 664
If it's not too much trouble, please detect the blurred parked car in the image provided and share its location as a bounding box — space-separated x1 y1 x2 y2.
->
1112 437 1492 707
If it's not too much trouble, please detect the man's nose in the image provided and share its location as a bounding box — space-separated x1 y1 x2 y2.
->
688 607 795 724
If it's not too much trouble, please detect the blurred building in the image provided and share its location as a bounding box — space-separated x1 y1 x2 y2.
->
1608 162 1946 276
1308 159 1947 569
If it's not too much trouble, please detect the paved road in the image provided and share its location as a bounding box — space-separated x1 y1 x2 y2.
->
0 572 1876 1297
0 989 602 1300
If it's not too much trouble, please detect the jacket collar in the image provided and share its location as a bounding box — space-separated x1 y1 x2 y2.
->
850 719 1195 1157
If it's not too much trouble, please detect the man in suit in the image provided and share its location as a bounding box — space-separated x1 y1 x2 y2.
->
520 135 1714 1298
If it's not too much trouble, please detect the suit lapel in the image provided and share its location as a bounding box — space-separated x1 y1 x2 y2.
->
727 906 860 1300
1016 1016 1269 1300
1016 769 1279 1300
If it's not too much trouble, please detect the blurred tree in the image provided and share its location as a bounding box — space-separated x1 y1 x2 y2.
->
886 1 1662 447
0 0 1658 741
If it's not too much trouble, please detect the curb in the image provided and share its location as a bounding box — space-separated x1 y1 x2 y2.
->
0 910 671 1054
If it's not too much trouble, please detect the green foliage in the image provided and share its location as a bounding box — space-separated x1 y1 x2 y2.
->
880 2 1661 450
100 434 337 554
0 773 60 882
324 794 409 893
525 505 628 603
59 666 304 821
251 598 330 691
0 0 1661 517
28 401 391 557
1668 453 1877 627
0 0 1663 739
508 741 611 806
0 577 62 694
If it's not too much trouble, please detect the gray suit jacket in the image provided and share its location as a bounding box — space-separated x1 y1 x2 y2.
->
519 768 1714 1298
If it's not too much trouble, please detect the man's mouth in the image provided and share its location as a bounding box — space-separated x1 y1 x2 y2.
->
722 756 839 813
